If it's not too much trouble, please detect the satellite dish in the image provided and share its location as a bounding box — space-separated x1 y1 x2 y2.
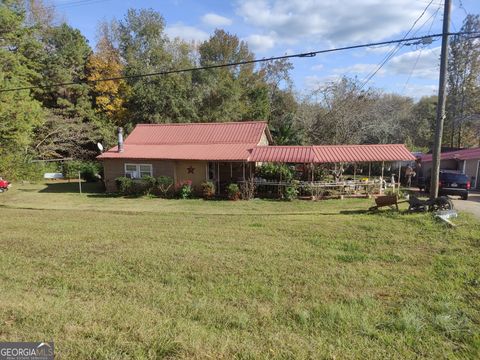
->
97 142 104 152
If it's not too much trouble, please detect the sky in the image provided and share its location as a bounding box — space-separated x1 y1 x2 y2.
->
51 0 480 100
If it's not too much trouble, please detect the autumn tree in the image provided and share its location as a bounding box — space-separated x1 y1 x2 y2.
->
87 21 129 127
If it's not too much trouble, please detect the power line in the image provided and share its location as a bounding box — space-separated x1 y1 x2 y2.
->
1 31 478 94
401 2 443 93
359 0 436 90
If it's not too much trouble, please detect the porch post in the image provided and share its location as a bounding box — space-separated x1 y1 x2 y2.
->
398 165 401 193
380 161 385 193
217 162 220 194
353 163 356 181
205 163 209 181
368 162 371 180
242 162 246 181
230 163 233 179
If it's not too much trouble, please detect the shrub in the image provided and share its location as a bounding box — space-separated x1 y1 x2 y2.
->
227 183 240 201
201 181 216 199
240 179 256 200
141 175 157 195
0 153 58 182
257 163 294 182
116 177 135 195
176 180 193 199
283 180 299 201
64 161 101 182
157 176 173 198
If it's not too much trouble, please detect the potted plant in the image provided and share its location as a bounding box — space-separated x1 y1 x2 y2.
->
226 183 240 201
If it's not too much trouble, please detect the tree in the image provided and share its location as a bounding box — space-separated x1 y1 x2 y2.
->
35 22 93 118
0 0 44 156
446 14 480 148
195 29 268 121
86 21 129 126
118 9 197 124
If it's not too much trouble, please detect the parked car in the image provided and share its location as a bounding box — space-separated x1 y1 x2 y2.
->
0 178 11 193
425 170 470 200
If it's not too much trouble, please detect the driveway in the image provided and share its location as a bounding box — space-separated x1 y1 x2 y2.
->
452 191 480 219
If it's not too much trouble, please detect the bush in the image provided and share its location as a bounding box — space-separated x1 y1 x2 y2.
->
141 175 157 195
176 180 193 199
157 176 173 198
226 183 240 201
201 181 216 199
283 180 299 201
0 153 57 182
116 177 135 195
257 163 294 182
64 161 101 182
240 179 255 200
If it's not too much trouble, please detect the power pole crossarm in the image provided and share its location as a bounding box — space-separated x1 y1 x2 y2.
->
430 0 452 199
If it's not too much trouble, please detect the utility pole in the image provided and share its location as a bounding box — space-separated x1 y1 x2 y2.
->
430 0 452 199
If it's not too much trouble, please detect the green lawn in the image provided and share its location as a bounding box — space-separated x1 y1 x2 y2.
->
0 182 479 359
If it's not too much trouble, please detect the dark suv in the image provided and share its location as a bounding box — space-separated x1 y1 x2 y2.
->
425 170 470 200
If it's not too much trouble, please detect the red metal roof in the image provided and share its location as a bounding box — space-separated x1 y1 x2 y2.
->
313 144 415 163
421 147 480 162
97 122 414 163
98 143 256 161
124 121 270 145
249 144 415 163
249 146 318 163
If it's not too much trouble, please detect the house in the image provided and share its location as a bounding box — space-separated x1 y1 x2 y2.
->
419 147 480 189
97 122 271 192
97 121 415 192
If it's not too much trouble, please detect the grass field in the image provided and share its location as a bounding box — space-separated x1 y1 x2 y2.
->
0 182 479 359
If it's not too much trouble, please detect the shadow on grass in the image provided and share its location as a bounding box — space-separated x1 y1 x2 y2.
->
39 181 104 194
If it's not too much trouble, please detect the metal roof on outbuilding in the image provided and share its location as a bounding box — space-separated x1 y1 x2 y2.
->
420 147 480 162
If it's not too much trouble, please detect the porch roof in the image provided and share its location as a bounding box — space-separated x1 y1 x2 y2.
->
249 144 415 163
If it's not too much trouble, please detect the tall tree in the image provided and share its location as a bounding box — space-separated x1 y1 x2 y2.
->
86 21 129 127
118 9 197 124
195 29 269 121
35 22 93 118
446 14 480 148
0 0 44 156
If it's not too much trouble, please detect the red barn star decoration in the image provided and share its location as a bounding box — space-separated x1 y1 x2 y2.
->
187 166 195 174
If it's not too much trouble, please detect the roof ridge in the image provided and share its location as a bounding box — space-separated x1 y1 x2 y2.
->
135 121 267 127
123 142 259 145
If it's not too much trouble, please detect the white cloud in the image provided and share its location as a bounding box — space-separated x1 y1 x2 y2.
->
401 83 438 99
304 74 341 91
311 64 324 71
245 34 276 53
236 0 435 46
388 47 441 79
333 63 384 75
201 13 233 27
166 23 209 43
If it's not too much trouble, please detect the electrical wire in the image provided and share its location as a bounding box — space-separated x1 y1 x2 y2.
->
358 0 436 90
2 31 478 94
401 3 442 93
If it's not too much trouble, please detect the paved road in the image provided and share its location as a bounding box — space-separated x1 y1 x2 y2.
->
452 191 480 219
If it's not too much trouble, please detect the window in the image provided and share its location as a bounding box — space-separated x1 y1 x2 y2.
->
125 164 152 179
